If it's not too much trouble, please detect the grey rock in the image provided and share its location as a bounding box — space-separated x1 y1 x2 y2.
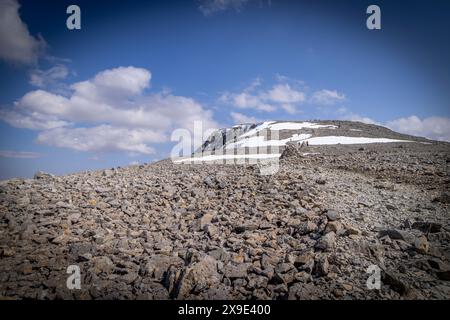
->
224 263 250 279
175 255 221 299
315 232 336 251
411 221 442 233
325 210 340 221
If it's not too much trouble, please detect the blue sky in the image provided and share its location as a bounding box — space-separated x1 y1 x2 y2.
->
0 0 449 179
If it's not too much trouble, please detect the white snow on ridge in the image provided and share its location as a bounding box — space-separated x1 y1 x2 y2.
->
239 121 275 139
226 133 411 149
238 121 336 139
303 153 321 156
174 135 412 164
306 136 412 145
267 122 337 131
225 133 312 149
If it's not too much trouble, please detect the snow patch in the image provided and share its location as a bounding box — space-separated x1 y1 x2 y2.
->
267 122 337 131
225 133 312 149
306 136 412 145
239 121 336 139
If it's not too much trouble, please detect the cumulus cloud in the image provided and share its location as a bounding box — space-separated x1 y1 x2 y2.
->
230 112 261 124
36 125 164 155
334 107 379 125
219 79 306 113
337 108 450 142
267 84 305 104
220 77 348 115
220 91 276 112
0 0 45 64
0 150 42 158
386 115 450 142
1 66 218 154
29 64 70 87
311 89 346 105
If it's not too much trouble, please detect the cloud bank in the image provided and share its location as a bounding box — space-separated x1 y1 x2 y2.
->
0 0 45 65
0 66 218 154
221 77 345 115
386 115 450 142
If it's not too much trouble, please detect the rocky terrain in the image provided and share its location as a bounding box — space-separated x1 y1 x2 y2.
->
0 121 449 300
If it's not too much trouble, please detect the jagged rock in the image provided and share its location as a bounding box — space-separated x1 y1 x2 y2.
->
325 221 343 234
91 256 114 275
33 171 54 180
378 229 415 244
432 193 450 204
223 263 250 279
325 210 340 221
294 251 315 273
414 236 429 254
382 271 409 295
436 271 450 281
345 225 361 236
280 142 302 159
203 176 215 188
316 179 326 185
297 221 318 235
175 255 221 299
288 283 321 300
411 222 442 233
314 254 329 276
198 213 214 230
315 232 336 251
142 255 184 282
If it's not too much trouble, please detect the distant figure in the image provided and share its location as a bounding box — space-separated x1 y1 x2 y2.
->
306 141 309 147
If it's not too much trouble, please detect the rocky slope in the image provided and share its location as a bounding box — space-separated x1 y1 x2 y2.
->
0 121 449 300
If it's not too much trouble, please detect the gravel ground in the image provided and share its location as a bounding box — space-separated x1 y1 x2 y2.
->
0 121 449 300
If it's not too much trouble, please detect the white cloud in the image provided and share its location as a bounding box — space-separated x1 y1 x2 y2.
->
266 84 305 104
220 91 276 112
386 115 450 142
343 114 379 125
230 112 260 124
311 89 346 105
0 150 42 158
219 79 306 113
1 66 218 154
198 0 249 16
0 0 45 64
0 109 71 130
334 107 379 125
36 125 164 155
29 64 70 87
337 108 450 142
280 104 297 115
